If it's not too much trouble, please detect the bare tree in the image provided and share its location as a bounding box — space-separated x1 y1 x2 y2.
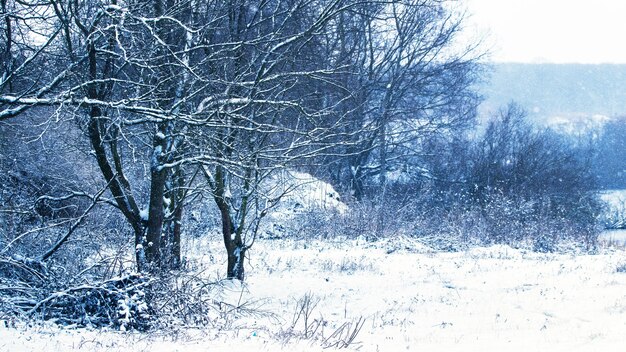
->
192 0 365 280
318 1 483 201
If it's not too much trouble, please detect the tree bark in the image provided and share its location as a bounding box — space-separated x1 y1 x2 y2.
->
226 242 246 281
162 165 183 270
145 125 169 270
216 192 246 280
206 164 247 281
145 169 165 269
215 196 245 280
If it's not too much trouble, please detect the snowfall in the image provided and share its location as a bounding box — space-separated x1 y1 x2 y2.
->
2 175 626 351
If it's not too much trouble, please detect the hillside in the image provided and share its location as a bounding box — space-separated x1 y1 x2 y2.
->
479 63 626 124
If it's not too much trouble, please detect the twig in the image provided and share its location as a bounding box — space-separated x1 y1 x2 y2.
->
40 178 115 261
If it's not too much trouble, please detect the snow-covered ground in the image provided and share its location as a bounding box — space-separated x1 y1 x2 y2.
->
2 237 626 351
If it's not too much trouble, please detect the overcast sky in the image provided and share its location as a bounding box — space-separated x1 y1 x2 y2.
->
465 0 626 64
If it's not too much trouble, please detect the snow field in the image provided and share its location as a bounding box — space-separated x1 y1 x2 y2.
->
2 237 626 351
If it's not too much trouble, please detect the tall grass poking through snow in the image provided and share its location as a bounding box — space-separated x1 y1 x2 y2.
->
277 291 365 349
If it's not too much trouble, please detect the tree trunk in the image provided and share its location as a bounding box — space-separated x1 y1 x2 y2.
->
145 168 165 269
350 165 364 201
226 241 246 281
376 122 387 236
213 172 246 280
171 168 183 269
170 204 182 269
134 227 147 272
218 202 246 280
162 165 183 270
145 126 168 270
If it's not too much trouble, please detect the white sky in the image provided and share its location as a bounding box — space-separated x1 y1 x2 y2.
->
465 0 626 64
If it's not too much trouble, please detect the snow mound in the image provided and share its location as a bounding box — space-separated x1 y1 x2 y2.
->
267 170 346 213
599 189 626 229
260 170 346 239
377 236 436 254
